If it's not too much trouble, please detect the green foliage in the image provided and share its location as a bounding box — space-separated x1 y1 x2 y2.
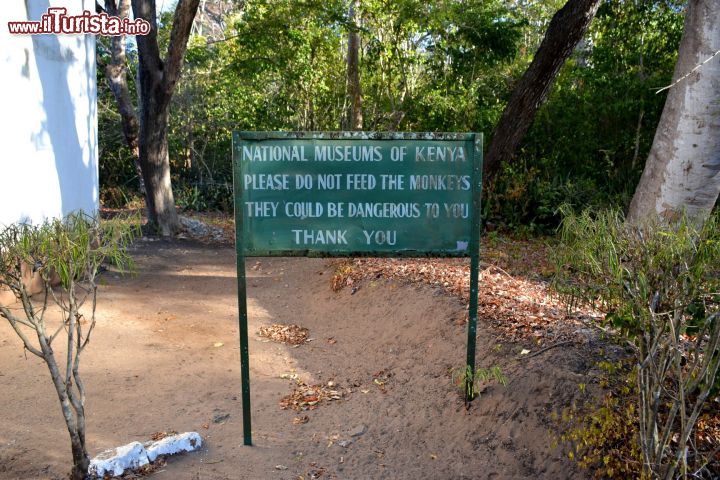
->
483 159 615 234
99 0 525 211
96 36 142 201
555 207 720 339
175 184 208 212
560 361 644 479
360 0 522 132
502 0 684 232
175 182 233 212
451 365 507 400
0 213 137 290
554 207 720 478
98 0 685 234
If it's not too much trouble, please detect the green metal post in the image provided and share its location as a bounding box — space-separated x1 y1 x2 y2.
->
233 135 253 446
236 251 252 445
465 134 483 402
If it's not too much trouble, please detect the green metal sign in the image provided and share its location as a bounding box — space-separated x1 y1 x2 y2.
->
233 131 481 256
233 132 483 446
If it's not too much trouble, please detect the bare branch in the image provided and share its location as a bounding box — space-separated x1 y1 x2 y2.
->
0 305 43 357
65 283 76 396
0 304 37 330
38 284 49 322
655 49 720 94
79 284 98 353
49 321 67 346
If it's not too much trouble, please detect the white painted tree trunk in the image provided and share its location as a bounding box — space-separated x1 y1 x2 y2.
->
627 0 720 222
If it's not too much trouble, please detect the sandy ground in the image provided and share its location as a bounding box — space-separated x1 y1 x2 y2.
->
0 238 594 479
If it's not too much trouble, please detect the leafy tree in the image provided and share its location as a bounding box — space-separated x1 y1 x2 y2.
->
484 0 602 177
484 0 684 231
346 0 363 130
159 0 349 206
99 0 144 195
97 0 692 232
98 0 202 229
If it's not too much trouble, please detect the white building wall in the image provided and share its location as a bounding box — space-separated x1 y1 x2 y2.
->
0 0 98 226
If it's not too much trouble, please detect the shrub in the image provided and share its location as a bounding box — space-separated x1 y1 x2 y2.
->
554 207 720 479
0 213 137 480
175 182 233 212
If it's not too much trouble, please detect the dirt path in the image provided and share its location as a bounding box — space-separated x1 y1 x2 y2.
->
0 238 592 479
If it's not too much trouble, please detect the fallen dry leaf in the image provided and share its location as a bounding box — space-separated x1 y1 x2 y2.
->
258 324 309 345
292 415 310 425
280 380 347 411
149 431 177 442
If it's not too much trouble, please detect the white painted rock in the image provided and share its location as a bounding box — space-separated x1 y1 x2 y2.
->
88 432 203 478
145 432 203 462
88 441 149 478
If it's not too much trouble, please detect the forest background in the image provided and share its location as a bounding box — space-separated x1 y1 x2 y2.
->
97 0 688 233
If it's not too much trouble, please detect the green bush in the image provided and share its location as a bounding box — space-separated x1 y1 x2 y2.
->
554 207 720 479
560 360 644 479
174 182 233 212
483 160 620 234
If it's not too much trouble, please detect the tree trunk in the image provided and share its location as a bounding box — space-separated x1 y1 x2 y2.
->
627 0 720 223
37 328 89 480
346 0 363 131
132 0 200 235
103 0 145 195
69 430 89 480
138 99 177 235
483 0 601 177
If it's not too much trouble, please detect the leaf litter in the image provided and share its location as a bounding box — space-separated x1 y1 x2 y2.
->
329 236 600 345
258 324 310 345
280 380 348 412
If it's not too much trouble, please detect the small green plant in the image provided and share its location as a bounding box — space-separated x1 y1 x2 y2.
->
486 230 499 246
174 183 233 212
175 184 208 211
0 213 138 480
451 365 507 400
559 360 644 479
